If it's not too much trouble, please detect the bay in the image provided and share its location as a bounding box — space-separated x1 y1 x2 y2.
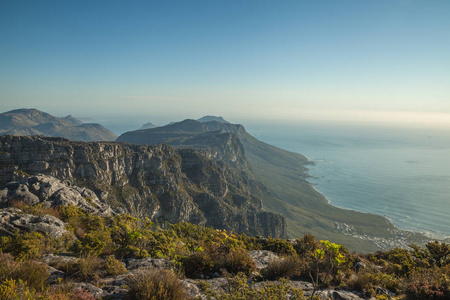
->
245 120 450 239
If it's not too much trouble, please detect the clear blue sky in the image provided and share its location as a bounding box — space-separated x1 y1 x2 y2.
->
1 0 449 127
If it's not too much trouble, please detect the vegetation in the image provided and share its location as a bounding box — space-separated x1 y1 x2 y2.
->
126 269 187 300
1 204 450 299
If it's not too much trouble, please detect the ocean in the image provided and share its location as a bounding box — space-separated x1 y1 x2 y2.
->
245 120 450 239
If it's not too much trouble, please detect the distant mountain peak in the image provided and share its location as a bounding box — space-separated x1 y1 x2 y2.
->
197 116 229 124
140 122 156 130
0 108 117 142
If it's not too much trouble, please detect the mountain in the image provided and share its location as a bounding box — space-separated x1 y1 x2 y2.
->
0 135 285 237
0 108 117 142
197 115 229 123
117 119 427 251
140 122 156 129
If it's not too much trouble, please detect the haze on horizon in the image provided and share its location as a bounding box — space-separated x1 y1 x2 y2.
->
1 0 449 128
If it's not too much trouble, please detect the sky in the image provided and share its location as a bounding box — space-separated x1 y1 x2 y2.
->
0 0 449 128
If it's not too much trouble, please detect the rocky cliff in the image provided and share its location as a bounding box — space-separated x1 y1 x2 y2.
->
0 135 285 237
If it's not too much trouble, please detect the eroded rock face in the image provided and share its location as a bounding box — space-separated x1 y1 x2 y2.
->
0 207 66 238
0 175 113 216
0 135 286 237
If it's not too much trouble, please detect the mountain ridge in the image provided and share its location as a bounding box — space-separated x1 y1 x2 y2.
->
0 108 117 142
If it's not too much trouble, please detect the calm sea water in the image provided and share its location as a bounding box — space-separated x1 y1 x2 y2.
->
245 121 450 239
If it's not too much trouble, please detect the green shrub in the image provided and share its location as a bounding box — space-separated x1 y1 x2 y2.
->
344 269 403 296
0 231 54 260
126 268 187 300
0 278 38 300
181 250 216 278
106 255 128 276
294 234 320 257
262 237 296 256
201 273 305 299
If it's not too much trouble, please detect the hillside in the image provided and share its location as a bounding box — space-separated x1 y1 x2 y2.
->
0 182 448 299
117 119 428 252
0 108 117 142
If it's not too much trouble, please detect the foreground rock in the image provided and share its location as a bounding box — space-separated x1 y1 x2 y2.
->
0 175 114 216
0 207 66 238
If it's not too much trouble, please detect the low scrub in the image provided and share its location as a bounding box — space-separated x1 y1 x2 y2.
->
126 268 187 300
201 273 305 300
261 255 302 280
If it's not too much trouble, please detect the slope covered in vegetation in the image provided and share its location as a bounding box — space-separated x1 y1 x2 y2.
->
1 200 449 300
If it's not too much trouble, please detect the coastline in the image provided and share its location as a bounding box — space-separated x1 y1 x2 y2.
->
304 156 449 245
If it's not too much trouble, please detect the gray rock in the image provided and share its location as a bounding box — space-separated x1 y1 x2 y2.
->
71 282 104 299
101 286 128 300
330 290 364 300
0 174 113 217
375 286 395 297
354 261 366 273
42 253 79 266
125 257 172 271
47 265 65 284
182 279 205 300
0 208 66 238
249 250 280 269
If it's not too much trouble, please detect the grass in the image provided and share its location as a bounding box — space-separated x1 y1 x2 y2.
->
126 269 187 300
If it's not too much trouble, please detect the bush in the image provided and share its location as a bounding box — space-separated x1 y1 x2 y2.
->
10 200 61 219
221 248 256 276
261 255 302 280
201 273 305 300
105 255 128 276
64 254 103 281
0 278 38 300
406 280 450 300
344 269 403 296
294 234 320 257
11 260 49 292
262 237 296 256
181 250 215 278
0 231 54 260
0 254 48 292
126 268 187 300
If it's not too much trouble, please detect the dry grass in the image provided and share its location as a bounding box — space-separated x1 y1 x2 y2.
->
126 268 187 300
261 255 302 280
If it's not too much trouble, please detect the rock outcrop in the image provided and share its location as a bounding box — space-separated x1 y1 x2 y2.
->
0 207 67 238
0 135 286 237
0 174 113 216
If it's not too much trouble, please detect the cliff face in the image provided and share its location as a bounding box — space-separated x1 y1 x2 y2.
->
0 135 285 237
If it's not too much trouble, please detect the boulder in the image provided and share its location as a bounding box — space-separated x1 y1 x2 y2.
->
0 175 113 216
0 208 66 238
249 250 280 269
71 282 104 299
125 257 172 271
